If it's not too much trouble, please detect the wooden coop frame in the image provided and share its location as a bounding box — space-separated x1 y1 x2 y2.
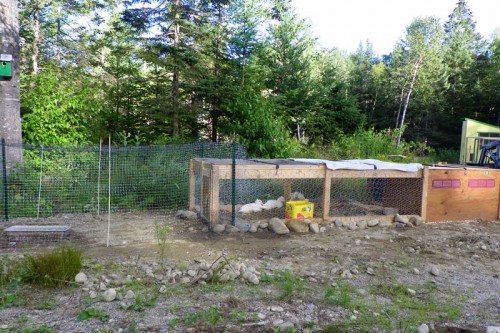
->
189 158 426 228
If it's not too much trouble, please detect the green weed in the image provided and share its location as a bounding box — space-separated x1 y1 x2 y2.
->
154 220 171 263
23 246 82 288
261 270 304 300
322 282 353 307
77 307 109 322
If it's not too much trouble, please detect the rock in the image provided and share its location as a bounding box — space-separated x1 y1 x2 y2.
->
124 290 135 299
259 222 268 229
309 223 320 233
226 225 241 233
99 282 107 291
279 322 294 330
417 323 429 333
287 219 310 233
201 226 209 233
379 220 392 227
356 220 368 229
346 224 358 231
159 285 167 294
413 268 420 275
405 247 416 254
212 224 225 233
350 268 359 275
319 227 327 233
269 218 290 234
247 273 259 285
410 216 424 226
103 288 117 302
89 291 97 299
355 239 362 246
235 223 252 232
407 288 416 296
249 225 258 233
176 210 198 220
187 270 197 277
75 272 87 283
367 219 379 227
270 305 284 312
383 207 399 215
487 326 500 333
180 277 191 283
272 319 284 326
334 220 343 228
366 267 375 275
394 214 410 224
341 270 353 279
430 266 440 276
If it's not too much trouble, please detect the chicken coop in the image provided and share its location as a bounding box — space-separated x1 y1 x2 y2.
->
189 158 426 228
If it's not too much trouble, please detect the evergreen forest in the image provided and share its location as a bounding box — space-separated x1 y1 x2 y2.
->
14 0 500 159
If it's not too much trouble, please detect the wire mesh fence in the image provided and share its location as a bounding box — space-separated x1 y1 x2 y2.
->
0 140 247 248
1 139 425 249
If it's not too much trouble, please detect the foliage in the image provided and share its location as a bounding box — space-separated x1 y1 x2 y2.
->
77 307 110 322
22 246 82 288
260 270 305 300
154 220 171 263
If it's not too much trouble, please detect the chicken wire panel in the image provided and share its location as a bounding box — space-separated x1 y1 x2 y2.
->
1 141 247 247
329 177 423 217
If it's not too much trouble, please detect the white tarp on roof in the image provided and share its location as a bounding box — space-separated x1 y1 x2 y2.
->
291 158 423 172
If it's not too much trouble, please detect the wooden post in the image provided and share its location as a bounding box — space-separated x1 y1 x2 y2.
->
322 169 332 222
209 165 220 228
188 159 196 211
420 166 429 221
283 179 292 201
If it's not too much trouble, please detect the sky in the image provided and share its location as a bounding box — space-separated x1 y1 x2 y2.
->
290 0 500 55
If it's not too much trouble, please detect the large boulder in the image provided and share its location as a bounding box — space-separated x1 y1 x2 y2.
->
268 218 290 234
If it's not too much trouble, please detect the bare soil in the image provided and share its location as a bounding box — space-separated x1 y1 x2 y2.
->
0 213 499 332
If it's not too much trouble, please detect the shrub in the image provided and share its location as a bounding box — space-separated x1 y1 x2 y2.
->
23 246 82 287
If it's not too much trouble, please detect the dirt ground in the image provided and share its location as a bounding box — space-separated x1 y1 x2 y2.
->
0 213 499 332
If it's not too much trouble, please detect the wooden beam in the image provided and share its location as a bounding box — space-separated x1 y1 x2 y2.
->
188 159 196 210
209 165 220 228
322 169 332 221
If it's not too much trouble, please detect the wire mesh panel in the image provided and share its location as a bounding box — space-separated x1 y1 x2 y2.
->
0 141 247 248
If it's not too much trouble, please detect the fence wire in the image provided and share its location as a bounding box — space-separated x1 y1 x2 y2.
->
0 141 247 248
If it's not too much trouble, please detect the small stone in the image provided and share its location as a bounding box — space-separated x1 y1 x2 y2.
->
270 305 284 312
159 285 167 293
309 223 320 233
341 270 353 279
356 220 367 229
350 268 359 275
410 216 424 226
235 223 252 232
99 282 107 291
124 290 135 299
249 225 258 233
367 219 379 227
259 222 268 229
247 273 259 285
280 322 294 330
334 220 343 228
355 239 362 245
180 277 191 283
417 323 429 333
486 326 500 333
176 210 198 220
430 266 440 276
346 224 358 231
288 219 310 233
405 247 416 254
225 225 241 233
319 227 327 233
89 291 97 299
366 268 375 275
103 288 117 302
75 272 88 283
269 218 290 234
212 224 225 233
413 268 420 275
187 270 197 277
407 288 416 296
272 319 284 326
394 214 410 224
480 245 488 251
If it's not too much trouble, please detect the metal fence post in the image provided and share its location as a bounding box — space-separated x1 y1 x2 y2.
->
1 138 8 221
231 141 236 226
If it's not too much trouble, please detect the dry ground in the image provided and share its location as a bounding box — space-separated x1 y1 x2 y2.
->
0 213 499 332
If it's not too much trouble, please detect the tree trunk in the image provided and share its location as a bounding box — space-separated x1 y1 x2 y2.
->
32 0 40 74
0 0 23 167
171 0 180 137
397 57 422 146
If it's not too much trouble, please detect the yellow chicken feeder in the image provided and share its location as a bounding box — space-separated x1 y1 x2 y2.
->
285 201 314 219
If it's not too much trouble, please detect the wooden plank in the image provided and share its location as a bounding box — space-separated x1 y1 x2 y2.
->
425 168 500 221
218 167 325 180
329 169 422 179
283 179 292 201
188 159 196 210
209 165 220 228
420 166 429 221
322 169 332 221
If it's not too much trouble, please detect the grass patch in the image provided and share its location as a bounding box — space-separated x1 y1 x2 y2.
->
261 270 305 300
322 281 354 307
23 246 82 288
